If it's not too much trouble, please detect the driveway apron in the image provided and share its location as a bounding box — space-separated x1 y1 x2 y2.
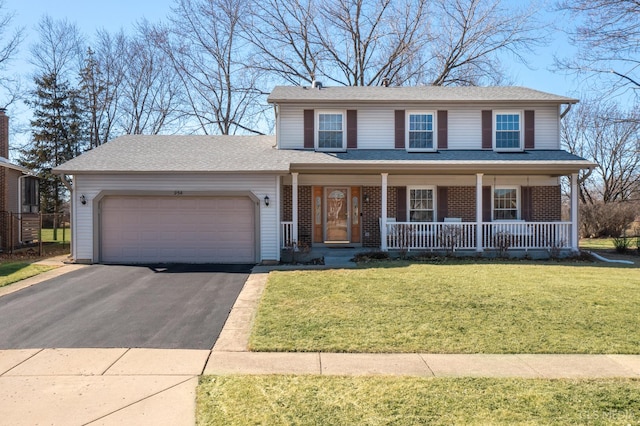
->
0 264 252 349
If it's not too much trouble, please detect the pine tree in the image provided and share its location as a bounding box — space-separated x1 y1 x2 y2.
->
20 72 87 237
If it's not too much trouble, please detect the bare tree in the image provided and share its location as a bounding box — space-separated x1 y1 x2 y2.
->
155 0 265 135
248 0 428 86
30 16 84 81
80 30 128 148
118 21 183 135
556 0 640 99
0 0 24 107
562 99 640 204
424 0 544 86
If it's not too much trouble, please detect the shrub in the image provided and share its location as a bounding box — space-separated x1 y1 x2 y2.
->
579 202 637 238
612 236 631 253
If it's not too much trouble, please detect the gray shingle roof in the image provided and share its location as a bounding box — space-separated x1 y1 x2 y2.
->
54 135 593 175
268 85 579 104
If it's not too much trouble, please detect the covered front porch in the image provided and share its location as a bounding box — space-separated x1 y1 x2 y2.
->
279 169 583 257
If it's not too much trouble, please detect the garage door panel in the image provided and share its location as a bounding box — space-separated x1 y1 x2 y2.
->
101 196 255 264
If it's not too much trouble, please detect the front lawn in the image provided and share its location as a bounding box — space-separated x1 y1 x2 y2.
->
0 262 56 288
250 262 640 353
197 376 640 425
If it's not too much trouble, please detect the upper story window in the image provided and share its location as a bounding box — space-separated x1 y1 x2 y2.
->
317 111 344 150
494 112 522 150
408 187 435 222
407 112 435 151
493 187 519 220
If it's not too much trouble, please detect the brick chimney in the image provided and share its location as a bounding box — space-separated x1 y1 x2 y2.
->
0 108 8 159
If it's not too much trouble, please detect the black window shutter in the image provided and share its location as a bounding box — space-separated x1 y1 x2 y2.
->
524 110 535 149
395 110 405 149
482 110 492 149
437 110 448 149
303 109 314 149
347 110 357 149
482 186 492 222
521 186 533 221
396 187 407 221
437 187 448 221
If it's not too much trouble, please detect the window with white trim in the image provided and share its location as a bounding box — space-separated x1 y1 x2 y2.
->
407 112 435 150
494 112 522 150
317 112 344 150
493 187 519 220
408 187 435 222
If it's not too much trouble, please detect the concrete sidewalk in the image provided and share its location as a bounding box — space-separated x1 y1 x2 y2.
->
1 260 640 425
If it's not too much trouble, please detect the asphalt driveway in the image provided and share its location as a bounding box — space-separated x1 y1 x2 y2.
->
0 264 253 350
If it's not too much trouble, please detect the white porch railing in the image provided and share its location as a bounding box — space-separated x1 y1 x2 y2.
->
482 222 572 250
385 221 572 251
281 221 294 248
386 222 477 251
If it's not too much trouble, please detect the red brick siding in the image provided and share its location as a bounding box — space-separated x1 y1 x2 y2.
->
282 185 292 222
298 186 312 245
532 186 561 221
360 186 398 248
280 185 312 245
445 186 476 221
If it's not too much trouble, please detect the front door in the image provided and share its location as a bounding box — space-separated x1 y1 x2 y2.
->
325 187 349 243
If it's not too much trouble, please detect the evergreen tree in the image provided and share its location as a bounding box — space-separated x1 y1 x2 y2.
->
19 72 87 236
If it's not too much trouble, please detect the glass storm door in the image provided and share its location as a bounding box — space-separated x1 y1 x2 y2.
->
325 187 349 242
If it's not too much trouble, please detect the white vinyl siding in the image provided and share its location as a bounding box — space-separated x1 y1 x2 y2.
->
276 104 561 150
358 108 395 149
278 106 304 149
72 173 279 263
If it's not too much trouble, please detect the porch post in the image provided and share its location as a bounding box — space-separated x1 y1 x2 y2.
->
476 173 484 252
292 172 299 247
381 173 388 251
571 173 579 252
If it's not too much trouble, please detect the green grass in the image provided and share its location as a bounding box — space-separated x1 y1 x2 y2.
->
580 238 616 250
0 262 56 287
40 228 71 243
250 262 640 353
197 376 640 425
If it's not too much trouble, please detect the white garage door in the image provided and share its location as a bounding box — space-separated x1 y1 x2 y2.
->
100 196 255 264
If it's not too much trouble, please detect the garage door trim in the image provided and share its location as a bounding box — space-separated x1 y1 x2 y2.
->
93 190 260 264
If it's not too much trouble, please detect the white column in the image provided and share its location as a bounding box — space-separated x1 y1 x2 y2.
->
381 173 388 251
476 173 484 252
571 173 579 252
292 172 299 247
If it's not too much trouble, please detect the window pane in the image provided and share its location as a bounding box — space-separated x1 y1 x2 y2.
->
409 189 434 222
495 114 520 149
494 188 518 220
408 114 433 149
318 114 343 149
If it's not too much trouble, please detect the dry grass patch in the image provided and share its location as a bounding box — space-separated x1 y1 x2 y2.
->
197 376 640 425
250 262 640 353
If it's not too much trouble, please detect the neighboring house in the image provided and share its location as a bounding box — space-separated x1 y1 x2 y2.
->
54 85 593 264
0 109 39 252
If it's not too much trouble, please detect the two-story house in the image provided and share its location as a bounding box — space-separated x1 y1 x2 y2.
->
55 85 593 264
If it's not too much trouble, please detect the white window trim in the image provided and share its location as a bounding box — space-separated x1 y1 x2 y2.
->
406 111 437 152
315 110 346 152
493 111 523 152
492 185 520 221
407 186 437 222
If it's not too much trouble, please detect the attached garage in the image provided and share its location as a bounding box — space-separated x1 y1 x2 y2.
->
99 195 257 264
